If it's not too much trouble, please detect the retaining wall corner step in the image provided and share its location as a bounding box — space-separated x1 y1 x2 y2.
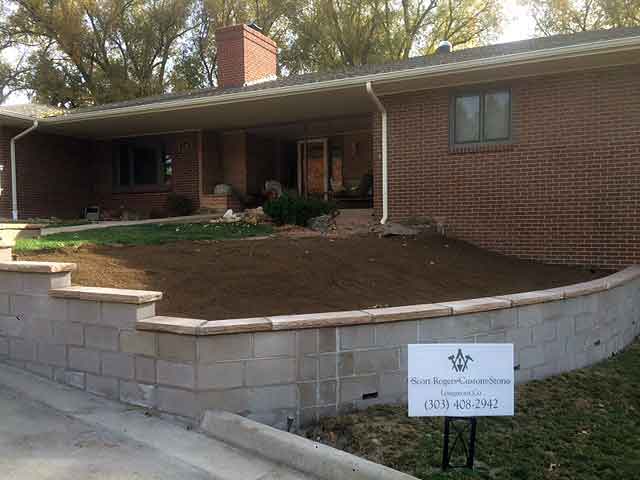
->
0 260 77 273
50 285 162 304
137 316 207 334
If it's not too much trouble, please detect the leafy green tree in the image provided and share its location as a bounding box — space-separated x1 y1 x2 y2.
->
524 0 639 35
8 0 195 106
280 0 502 75
2 0 503 105
171 0 294 90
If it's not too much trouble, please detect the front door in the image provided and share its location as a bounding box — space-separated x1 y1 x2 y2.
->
297 138 328 198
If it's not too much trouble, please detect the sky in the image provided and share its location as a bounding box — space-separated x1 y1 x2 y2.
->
2 0 537 106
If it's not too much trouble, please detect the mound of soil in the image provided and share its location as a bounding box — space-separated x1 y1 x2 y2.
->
19 233 606 320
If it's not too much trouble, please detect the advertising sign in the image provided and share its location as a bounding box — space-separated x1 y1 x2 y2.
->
408 343 514 417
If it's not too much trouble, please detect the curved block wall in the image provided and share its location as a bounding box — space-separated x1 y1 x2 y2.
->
0 261 638 429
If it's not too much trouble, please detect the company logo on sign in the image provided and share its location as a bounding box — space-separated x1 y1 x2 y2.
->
448 348 474 373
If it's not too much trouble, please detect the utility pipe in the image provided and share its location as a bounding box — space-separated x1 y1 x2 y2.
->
365 82 388 224
10 120 38 220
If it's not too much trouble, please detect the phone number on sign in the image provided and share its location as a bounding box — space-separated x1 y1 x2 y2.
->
424 398 499 411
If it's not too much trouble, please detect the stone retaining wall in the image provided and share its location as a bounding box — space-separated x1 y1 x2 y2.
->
0 260 638 429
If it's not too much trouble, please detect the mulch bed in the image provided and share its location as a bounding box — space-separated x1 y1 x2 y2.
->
19 232 606 320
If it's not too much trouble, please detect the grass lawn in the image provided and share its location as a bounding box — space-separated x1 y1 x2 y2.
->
15 222 273 251
303 340 640 480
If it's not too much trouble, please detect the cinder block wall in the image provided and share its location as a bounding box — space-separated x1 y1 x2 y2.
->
372 63 640 269
0 261 638 430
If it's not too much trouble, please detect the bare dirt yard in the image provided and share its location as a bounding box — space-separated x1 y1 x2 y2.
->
19 232 606 320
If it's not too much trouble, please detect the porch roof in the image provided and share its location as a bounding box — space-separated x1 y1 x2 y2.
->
2 26 640 139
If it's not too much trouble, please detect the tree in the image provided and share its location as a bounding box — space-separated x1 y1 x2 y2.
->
2 0 504 105
171 0 295 91
7 0 196 106
0 1 28 103
524 0 640 35
280 0 502 75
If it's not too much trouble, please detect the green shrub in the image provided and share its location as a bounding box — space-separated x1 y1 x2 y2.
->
166 193 195 217
264 194 337 226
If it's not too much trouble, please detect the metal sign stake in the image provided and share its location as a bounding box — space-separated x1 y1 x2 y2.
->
441 416 477 471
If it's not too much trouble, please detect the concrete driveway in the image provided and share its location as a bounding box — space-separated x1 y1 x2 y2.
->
0 364 313 480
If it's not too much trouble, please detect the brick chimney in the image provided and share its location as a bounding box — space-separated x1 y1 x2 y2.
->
215 23 277 89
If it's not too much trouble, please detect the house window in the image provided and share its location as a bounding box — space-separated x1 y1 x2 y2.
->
114 142 172 191
451 89 511 145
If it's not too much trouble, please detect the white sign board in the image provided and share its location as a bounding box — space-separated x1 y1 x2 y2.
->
408 344 514 417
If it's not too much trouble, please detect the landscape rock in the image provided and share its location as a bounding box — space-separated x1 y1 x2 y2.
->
307 215 335 233
380 222 419 237
264 180 283 199
244 207 266 225
221 209 242 223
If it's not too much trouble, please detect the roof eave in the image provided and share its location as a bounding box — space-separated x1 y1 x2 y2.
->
41 34 640 125
0 109 38 128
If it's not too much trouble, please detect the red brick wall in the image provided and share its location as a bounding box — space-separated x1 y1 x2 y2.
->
0 127 92 219
202 131 223 194
247 134 276 195
221 131 248 196
0 127 10 217
373 64 640 269
215 24 277 89
91 132 200 216
200 193 242 212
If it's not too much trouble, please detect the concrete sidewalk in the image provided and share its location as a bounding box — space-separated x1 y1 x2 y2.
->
0 363 314 480
40 213 220 236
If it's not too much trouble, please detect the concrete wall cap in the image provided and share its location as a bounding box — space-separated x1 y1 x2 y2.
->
0 223 44 230
562 279 608 298
0 261 76 273
439 297 512 315
137 316 207 334
50 285 161 304
495 288 564 306
268 310 372 330
605 265 640 288
199 317 271 335
363 303 451 322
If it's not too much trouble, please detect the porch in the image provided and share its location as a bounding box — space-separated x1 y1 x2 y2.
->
199 115 373 213
73 114 374 220
4 79 382 222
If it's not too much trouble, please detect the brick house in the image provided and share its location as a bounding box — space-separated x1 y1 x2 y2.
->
0 24 639 268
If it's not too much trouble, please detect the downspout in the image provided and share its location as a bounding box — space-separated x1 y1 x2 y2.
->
365 82 388 224
10 120 39 220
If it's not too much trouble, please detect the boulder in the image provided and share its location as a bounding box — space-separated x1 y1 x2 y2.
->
244 207 266 225
381 222 419 237
222 209 242 223
264 180 283 198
